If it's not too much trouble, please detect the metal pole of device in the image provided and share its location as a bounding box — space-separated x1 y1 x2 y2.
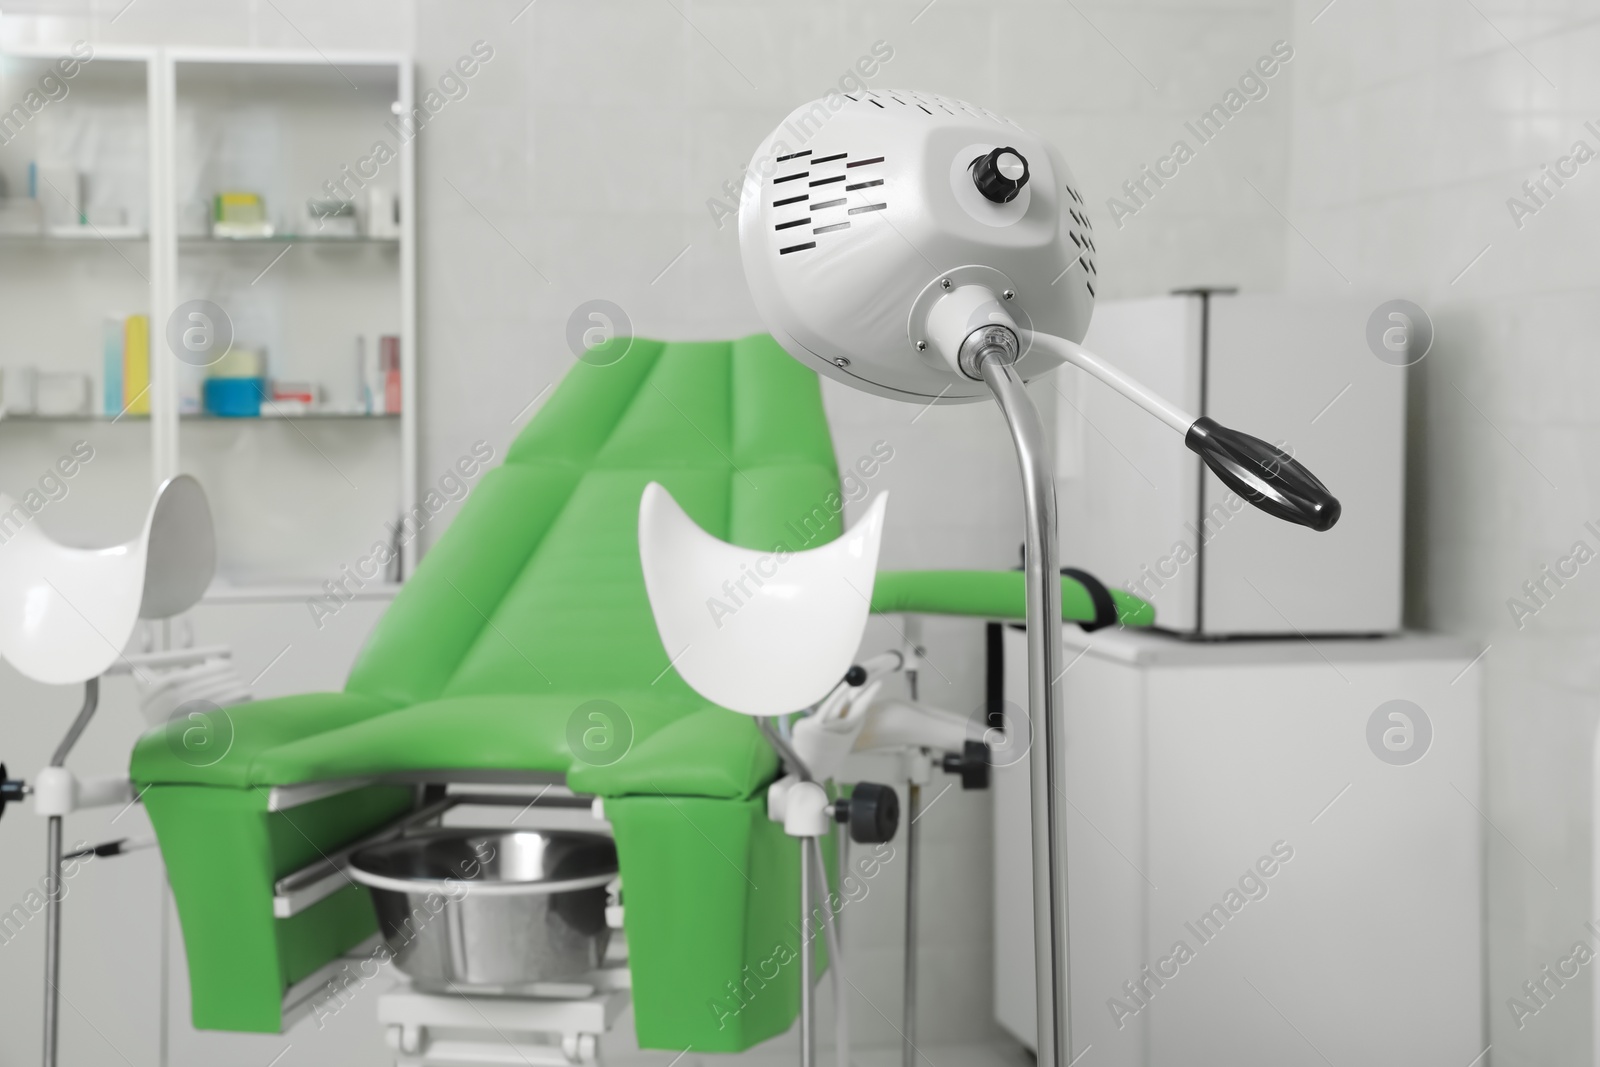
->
979 353 1071 1067
41 813 63 1067
763 719 819 1067
902 779 921 1067
43 677 100 1067
799 838 816 1067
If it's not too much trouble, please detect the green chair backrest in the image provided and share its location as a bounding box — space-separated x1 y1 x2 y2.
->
343 335 844 707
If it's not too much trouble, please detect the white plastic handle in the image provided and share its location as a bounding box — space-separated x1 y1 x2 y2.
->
1023 330 1196 436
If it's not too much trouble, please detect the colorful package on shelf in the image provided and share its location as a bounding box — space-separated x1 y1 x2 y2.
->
358 335 379 414
122 314 150 415
211 191 273 239
102 317 123 415
210 346 264 379
266 380 322 416
381 334 401 414
204 346 266 417
202 378 264 418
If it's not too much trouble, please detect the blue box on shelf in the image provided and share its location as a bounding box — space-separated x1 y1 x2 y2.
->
203 377 265 417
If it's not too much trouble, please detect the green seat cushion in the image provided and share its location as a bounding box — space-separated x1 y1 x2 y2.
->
131 691 399 788
139 690 774 800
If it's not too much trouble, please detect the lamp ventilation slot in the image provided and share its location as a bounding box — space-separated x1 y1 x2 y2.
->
771 151 889 253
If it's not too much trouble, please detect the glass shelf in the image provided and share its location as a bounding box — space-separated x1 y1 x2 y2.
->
0 233 397 246
179 234 399 245
182 411 401 420
0 411 399 423
0 230 149 243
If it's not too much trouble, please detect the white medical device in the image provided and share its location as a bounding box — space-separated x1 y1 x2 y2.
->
0 475 226 1067
738 89 1342 1067
639 482 992 1067
640 481 902 1067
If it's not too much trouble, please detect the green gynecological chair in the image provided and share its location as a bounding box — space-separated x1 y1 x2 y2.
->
130 334 1153 1052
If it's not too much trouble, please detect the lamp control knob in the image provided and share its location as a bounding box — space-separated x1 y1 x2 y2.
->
970 146 1030 203
833 782 900 844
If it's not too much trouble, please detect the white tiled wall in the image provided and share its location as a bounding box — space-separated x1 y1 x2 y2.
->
1284 2 1600 1064
1280 4 1600 1062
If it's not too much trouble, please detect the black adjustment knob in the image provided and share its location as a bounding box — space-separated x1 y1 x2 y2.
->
941 740 990 791
0 764 26 823
833 782 900 844
970 146 1030 204
843 665 868 687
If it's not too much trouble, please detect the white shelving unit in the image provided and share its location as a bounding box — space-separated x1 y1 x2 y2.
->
0 44 159 548
0 45 417 594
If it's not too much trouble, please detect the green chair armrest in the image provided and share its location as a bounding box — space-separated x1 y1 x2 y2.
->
870 569 1154 627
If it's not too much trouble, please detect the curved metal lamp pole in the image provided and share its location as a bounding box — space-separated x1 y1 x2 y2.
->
979 353 1071 1067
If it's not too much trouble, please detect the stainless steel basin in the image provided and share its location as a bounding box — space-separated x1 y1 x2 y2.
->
348 828 616 991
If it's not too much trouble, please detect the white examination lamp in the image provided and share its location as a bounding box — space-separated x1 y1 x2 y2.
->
738 90 1341 1067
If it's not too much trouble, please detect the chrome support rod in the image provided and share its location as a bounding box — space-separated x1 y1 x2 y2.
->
758 718 818 1067
44 677 100 1067
902 780 921 1067
42 814 63 1067
979 354 1071 1067
800 838 816 1067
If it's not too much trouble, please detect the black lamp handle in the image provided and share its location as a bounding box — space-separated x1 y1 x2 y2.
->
1185 417 1341 532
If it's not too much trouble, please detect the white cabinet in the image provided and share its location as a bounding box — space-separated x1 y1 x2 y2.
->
993 626 1484 1066
1060 292 1405 636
